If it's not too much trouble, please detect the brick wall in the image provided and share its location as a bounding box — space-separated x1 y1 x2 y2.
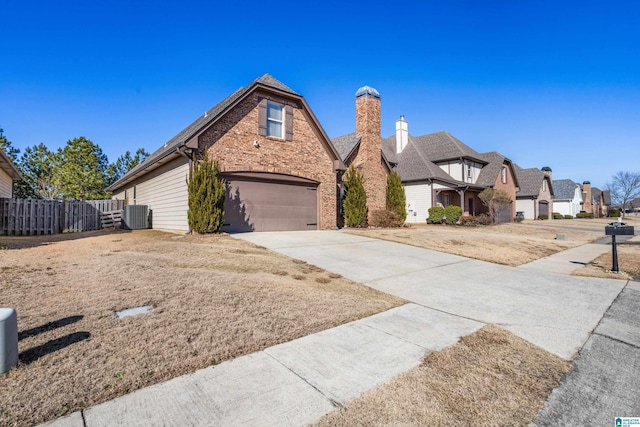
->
354 94 388 222
493 163 518 221
198 90 338 229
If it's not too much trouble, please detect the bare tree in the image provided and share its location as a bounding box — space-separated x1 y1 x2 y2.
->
479 188 512 223
606 171 640 218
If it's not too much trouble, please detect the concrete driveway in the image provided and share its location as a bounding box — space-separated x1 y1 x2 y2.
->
237 230 625 360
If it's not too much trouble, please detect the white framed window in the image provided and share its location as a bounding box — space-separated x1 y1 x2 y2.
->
501 166 507 184
542 179 547 192
466 164 473 182
266 101 284 139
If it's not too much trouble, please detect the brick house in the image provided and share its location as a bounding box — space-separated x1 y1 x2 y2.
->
107 74 345 232
514 165 554 219
0 149 22 198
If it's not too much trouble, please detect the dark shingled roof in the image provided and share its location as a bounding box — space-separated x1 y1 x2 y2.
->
392 134 465 184
553 179 580 200
413 131 487 163
108 74 301 191
475 151 519 188
381 137 398 165
331 133 360 162
514 165 552 198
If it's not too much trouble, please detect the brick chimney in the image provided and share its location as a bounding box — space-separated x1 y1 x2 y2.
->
355 85 387 221
582 181 592 214
395 115 408 154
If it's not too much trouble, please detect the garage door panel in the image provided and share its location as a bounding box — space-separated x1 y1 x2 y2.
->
222 178 318 232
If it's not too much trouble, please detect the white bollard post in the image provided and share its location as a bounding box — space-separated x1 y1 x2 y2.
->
0 308 18 374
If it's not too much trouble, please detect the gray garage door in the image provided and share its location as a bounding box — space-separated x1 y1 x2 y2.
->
539 201 549 217
221 172 319 232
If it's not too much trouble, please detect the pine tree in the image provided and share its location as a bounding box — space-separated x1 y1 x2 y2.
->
187 158 226 233
343 165 367 227
386 171 406 223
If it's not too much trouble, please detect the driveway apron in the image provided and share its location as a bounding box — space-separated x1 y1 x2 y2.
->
236 230 625 360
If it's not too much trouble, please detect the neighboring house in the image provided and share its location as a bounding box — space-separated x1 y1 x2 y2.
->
0 149 22 198
552 179 583 216
107 74 345 232
340 111 520 223
330 86 393 223
591 186 610 217
514 165 554 219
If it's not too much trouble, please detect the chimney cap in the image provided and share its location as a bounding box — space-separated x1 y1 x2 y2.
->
541 166 552 172
355 85 380 99
583 180 591 185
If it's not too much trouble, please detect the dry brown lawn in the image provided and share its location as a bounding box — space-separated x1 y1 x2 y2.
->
350 218 611 266
314 325 570 427
0 230 403 426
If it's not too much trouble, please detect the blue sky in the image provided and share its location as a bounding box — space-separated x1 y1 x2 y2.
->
1 0 638 189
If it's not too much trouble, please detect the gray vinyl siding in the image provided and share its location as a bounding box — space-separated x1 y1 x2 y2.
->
0 168 12 198
115 157 190 232
404 182 432 224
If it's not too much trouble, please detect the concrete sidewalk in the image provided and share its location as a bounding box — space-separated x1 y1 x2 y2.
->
42 304 482 427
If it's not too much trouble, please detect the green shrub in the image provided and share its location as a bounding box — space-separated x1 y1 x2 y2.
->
552 212 563 219
610 209 621 217
386 171 406 224
343 165 367 227
428 206 445 224
564 215 573 219
444 205 463 225
576 212 594 219
370 209 402 227
187 158 225 234
538 214 549 220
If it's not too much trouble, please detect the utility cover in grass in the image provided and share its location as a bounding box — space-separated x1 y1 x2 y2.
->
116 306 151 319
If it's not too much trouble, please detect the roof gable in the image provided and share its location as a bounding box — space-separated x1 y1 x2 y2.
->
476 151 519 188
0 149 22 180
552 179 580 200
413 131 486 163
514 165 551 197
109 74 339 191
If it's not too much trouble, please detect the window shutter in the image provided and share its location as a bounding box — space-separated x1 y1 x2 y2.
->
258 99 267 136
285 105 293 141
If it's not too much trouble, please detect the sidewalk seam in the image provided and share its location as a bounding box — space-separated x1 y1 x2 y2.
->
81 410 87 427
263 351 343 409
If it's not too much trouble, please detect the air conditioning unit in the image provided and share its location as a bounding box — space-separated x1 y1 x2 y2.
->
121 205 149 230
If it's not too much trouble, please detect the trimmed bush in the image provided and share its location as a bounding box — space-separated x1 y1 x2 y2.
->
428 206 445 224
610 209 621 217
552 212 563 219
538 214 549 220
460 215 479 226
343 165 367 227
576 212 594 219
187 158 225 234
444 205 463 225
386 171 406 224
564 215 573 219
370 209 402 227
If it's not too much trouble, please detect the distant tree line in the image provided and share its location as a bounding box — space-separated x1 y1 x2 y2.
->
0 129 148 200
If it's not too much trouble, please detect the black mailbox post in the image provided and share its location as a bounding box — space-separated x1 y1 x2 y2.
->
605 221 635 272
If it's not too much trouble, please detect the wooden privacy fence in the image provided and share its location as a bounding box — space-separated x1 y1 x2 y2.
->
0 198 125 235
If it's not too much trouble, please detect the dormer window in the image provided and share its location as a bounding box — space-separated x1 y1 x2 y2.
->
266 101 284 139
466 164 473 182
